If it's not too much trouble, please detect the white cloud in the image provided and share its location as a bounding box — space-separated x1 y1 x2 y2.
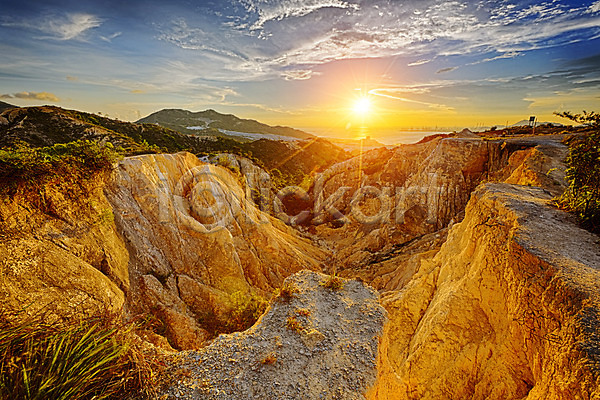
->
2 13 102 41
368 87 454 111
281 69 320 80
1 91 60 102
468 51 523 66
239 0 359 29
39 13 102 41
589 1 600 13
100 31 122 43
408 59 432 67
160 1 600 81
159 19 249 61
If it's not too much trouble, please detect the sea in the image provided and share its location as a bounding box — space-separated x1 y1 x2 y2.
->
375 131 451 145
312 130 452 146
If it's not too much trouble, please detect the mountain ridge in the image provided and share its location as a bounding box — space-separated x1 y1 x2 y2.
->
137 108 314 141
0 105 348 187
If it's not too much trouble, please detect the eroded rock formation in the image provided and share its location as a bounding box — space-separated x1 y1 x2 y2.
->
1 129 598 400
0 174 128 320
106 152 327 348
162 270 387 400
0 151 328 349
374 183 600 399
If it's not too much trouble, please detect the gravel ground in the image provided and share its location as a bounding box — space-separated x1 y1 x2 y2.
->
160 270 387 399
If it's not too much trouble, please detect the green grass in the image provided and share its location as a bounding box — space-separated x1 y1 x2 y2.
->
226 291 268 333
556 130 600 232
0 310 158 400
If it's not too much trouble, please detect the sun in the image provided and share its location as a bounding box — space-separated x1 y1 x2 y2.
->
353 97 371 116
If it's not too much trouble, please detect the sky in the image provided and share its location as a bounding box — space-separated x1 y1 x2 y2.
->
1 0 600 140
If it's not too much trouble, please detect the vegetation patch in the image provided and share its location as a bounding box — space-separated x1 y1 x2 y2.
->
195 291 268 339
286 316 306 334
226 291 268 333
320 273 345 291
274 281 299 302
0 309 160 400
259 352 277 365
0 140 119 199
554 111 600 232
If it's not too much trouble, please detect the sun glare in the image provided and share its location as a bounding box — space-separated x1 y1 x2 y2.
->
353 97 371 116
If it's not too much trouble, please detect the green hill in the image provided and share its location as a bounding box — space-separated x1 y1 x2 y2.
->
0 106 347 185
137 108 314 140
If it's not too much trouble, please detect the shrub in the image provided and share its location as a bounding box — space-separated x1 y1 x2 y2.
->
0 310 156 400
295 308 311 317
260 352 277 365
225 291 268 333
320 273 345 291
286 316 305 334
554 111 600 232
274 281 299 302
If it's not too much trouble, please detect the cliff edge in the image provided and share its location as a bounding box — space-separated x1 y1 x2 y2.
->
375 183 600 399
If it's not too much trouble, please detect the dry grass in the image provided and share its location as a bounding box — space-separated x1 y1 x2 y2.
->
260 352 277 365
274 281 299 302
320 274 345 291
286 316 305 334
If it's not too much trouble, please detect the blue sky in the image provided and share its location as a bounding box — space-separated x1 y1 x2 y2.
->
1 0 600 135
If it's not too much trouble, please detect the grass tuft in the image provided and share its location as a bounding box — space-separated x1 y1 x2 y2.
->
0 309 160 400
320 273 345 291
195 291 268 339
274 281 299 302
259 352 277 365
286 316 305 334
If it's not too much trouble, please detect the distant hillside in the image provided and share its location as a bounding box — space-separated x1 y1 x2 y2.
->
510 119 564 127
0 106 202 154
138 108 314 141
0 106 347 185
0 101 17 112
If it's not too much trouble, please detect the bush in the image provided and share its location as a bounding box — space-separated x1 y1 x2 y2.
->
554 111 600 232
0 310 156 400
557 130 600 231
286 316 305 334
274 281 299 302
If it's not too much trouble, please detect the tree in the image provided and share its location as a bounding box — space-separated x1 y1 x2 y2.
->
554 110 600 126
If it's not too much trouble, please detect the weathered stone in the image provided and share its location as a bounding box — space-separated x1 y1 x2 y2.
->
106 152 327 348
374 183 600 399
0 175 128 320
